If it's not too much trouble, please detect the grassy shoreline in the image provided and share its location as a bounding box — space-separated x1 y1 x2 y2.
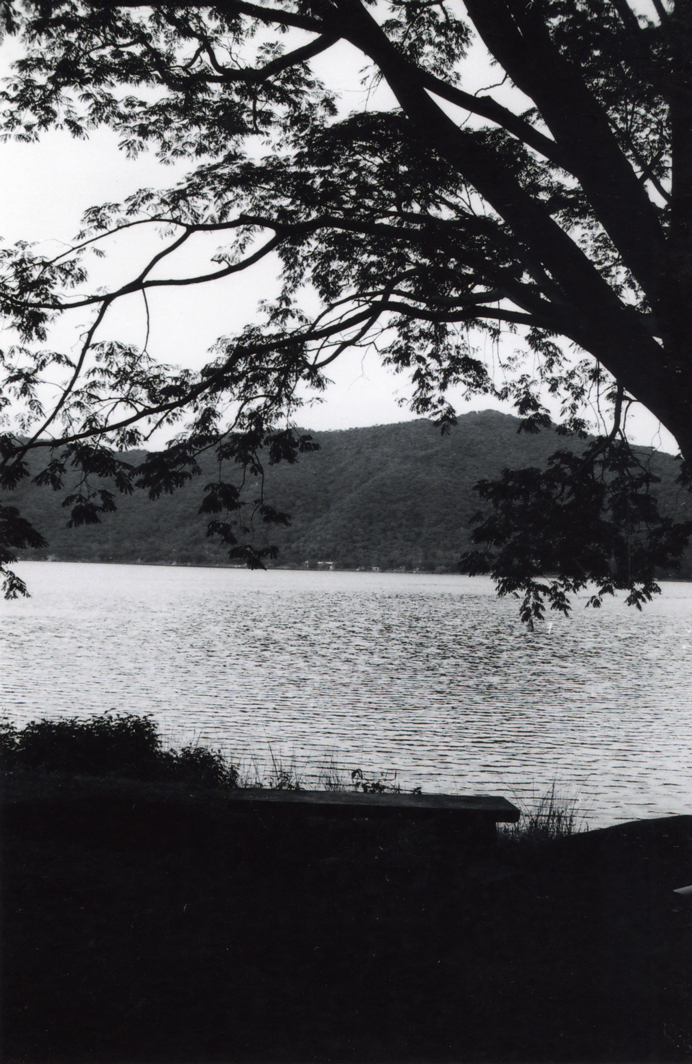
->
0 711 583 837
3 716 692 1062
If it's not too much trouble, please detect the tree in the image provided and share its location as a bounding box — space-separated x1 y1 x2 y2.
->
0 0 691 621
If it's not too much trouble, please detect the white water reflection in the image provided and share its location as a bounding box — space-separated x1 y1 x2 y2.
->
3 562 692 827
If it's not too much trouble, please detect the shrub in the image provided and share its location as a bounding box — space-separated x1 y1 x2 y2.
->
1 712 240 790
165 745 239 790
0 719 20 770
13 712 162 776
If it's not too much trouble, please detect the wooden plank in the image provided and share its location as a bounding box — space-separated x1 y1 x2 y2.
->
224 789 521 823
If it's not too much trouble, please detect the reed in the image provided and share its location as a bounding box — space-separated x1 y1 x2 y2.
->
499 782 583 845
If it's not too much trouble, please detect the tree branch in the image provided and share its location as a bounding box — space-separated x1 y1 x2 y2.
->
418 69 567 168
201 32 338 85
15 296 113 461
462 0 666 303
651 0 671 25
609 0 644 36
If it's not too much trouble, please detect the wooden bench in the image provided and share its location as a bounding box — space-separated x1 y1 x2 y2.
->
225 789 520 843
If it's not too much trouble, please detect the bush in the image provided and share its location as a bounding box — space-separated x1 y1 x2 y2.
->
166 745 239 790
13 712 162 776
0 719 20 770
0 712 240 790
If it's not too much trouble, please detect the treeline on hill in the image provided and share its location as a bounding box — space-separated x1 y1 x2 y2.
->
5 411 692 576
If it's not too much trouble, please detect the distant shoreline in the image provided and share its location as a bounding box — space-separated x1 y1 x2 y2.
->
15 556 467 574
14 557 692 583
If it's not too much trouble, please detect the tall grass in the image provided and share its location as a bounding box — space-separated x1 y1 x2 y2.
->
235 751 404 793
499 783 582 845
314 760 403 794
0 713 413 797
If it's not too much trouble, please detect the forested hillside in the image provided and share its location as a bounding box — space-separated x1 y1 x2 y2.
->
6 411 692 575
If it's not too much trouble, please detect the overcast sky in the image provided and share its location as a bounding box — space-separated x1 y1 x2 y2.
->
0 20 678 452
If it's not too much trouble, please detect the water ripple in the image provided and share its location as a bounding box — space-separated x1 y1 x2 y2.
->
3 562 692 827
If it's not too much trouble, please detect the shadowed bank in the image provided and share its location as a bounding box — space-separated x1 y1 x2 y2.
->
2 765 692 1063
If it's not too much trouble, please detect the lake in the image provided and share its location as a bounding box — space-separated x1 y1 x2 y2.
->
3 561 692 828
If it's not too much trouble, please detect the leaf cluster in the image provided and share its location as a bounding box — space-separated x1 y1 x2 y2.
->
461 437 692 628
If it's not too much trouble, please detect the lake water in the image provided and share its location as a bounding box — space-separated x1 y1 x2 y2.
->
3 561 692 828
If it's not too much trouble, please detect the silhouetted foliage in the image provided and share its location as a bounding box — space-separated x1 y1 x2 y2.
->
1 0 692 618
461 438 692 628
0 712 240 789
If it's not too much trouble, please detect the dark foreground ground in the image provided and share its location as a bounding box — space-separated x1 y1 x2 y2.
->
2 772 692 1064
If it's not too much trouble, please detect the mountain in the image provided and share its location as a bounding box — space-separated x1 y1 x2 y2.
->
5 411 692 575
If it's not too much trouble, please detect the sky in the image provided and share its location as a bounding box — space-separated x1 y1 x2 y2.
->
0 13 679 453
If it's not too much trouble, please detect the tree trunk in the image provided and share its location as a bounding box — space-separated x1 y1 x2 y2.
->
658 0 692 464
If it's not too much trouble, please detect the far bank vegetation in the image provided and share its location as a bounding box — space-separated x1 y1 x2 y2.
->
7 413 692 578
